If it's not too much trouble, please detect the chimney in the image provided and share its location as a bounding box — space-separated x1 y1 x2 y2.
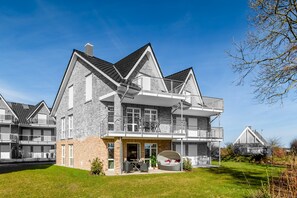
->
85 43 93 56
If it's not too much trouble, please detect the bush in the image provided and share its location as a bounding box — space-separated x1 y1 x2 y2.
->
290 138 297 154
90 157 105 176
150 155 157 168
183 158 192 171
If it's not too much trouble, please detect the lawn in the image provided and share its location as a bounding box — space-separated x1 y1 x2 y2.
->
0 162 283 198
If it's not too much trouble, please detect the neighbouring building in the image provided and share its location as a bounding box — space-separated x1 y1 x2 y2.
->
0 94 56 161
51 43 224 174
233 126 270 155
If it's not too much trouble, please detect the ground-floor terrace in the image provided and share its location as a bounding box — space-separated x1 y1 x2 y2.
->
56 136 221 174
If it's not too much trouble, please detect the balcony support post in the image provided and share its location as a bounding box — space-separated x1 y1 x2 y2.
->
219 141 221 166
180 138 183 171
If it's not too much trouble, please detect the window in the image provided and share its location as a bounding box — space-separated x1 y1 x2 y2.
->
85 74 92 102
37 114 47 125
108 143 114 169
144 109 158 132
145 143 157 167
142 76 151 90
183 90 191 103
68 85 73 109
68 115 73 138
69 145 74 167
126 108 141 132
61 118 65 139
107 106 114 131
0 109 5 121
61 145 65 165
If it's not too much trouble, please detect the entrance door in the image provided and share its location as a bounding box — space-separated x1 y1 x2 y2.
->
126 108 141 132
127 143 140 161
144 143 157 166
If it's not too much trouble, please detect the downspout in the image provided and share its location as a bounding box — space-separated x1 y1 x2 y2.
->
120 85 130 103
180 101 184 171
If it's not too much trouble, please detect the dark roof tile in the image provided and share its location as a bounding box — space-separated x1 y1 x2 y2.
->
114 43 150 78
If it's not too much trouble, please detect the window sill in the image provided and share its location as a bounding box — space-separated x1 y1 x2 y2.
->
68 108 73 111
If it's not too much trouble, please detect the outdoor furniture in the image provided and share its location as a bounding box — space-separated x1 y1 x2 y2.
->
123 161 133 173
139 161 149 172
157 150 181 171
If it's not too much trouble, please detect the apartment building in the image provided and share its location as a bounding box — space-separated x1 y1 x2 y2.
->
51 43 224 174
0 94 56 161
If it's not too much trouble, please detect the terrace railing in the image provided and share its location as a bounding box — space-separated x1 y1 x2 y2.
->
0 114 17 124
0 133 18 142
29 118 55 125
19 135 56 143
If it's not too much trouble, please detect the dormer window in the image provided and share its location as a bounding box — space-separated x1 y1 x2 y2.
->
37 114 47 125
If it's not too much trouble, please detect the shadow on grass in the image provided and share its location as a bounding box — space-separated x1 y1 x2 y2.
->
0 162 54 174
206 165 270 187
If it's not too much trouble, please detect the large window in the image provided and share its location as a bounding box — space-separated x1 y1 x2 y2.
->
68 85 73 109
69 145 74 167
126 108 141 132
144 109 158 132
37 114 47 125
108 143 114 169
61 118 65 139
85 74 92 102
68 115 73 138
145 143 157 167
108 106 114 131
61 145 65 165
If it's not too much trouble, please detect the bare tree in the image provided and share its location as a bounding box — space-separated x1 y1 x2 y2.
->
229 0 297 103
290 138 297 153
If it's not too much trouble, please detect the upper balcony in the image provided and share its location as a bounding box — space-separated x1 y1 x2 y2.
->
100 115 223 141
0 114 17 124
19 135 56 145
28 118 55 127
100 77 223 116
0 133 18 143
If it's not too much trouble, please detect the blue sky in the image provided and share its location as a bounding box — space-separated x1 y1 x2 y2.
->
0 0 296 147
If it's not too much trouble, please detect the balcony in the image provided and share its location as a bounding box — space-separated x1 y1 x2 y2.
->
0 133 18 143
100 116 223 140
29 118 55 126
19 135 56 145
0 114 17 124
100 116 186 139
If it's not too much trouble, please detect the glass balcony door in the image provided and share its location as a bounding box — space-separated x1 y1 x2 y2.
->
144 109 158 132
126 108 141 132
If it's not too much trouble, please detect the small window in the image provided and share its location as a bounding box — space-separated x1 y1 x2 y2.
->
142 76 151 90
61 145 65 165
108 106 114 131
85 74 92 102
69 145 74 167
61 118 65 139
108 143 114 169
68 115 73 138
37 114 47 125
68 85 73 109
183 90 191 103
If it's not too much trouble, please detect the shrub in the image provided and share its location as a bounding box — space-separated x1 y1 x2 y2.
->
150 155 157 168
183 158 192 171
90 158 105 176
290 138 297 154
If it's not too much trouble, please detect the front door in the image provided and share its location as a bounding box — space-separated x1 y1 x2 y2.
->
127 143 140 161
126 108 141 132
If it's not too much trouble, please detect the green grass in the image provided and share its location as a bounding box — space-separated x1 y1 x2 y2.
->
0 162 283 198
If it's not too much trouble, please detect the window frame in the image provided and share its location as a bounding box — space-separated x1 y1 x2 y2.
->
61 117 65 139
69 144 74 167
68 115 73 139
85 74 92 102
68 85 73 109
61 145 65 166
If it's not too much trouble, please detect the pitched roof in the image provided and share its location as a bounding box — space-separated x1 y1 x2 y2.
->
74 50 122 83
114 43 150 78
8 102 35 125
164 67 192 91
254 131 268 146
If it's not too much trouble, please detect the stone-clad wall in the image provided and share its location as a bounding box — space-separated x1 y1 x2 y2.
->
55 59 115 141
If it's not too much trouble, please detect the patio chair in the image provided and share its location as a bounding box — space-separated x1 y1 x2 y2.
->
123 161 133 173
139 162 149 172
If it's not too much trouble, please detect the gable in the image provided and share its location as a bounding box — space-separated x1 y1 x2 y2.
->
234 127 265 145
0 95 18 120
27 102 51 121
180 71 203 106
